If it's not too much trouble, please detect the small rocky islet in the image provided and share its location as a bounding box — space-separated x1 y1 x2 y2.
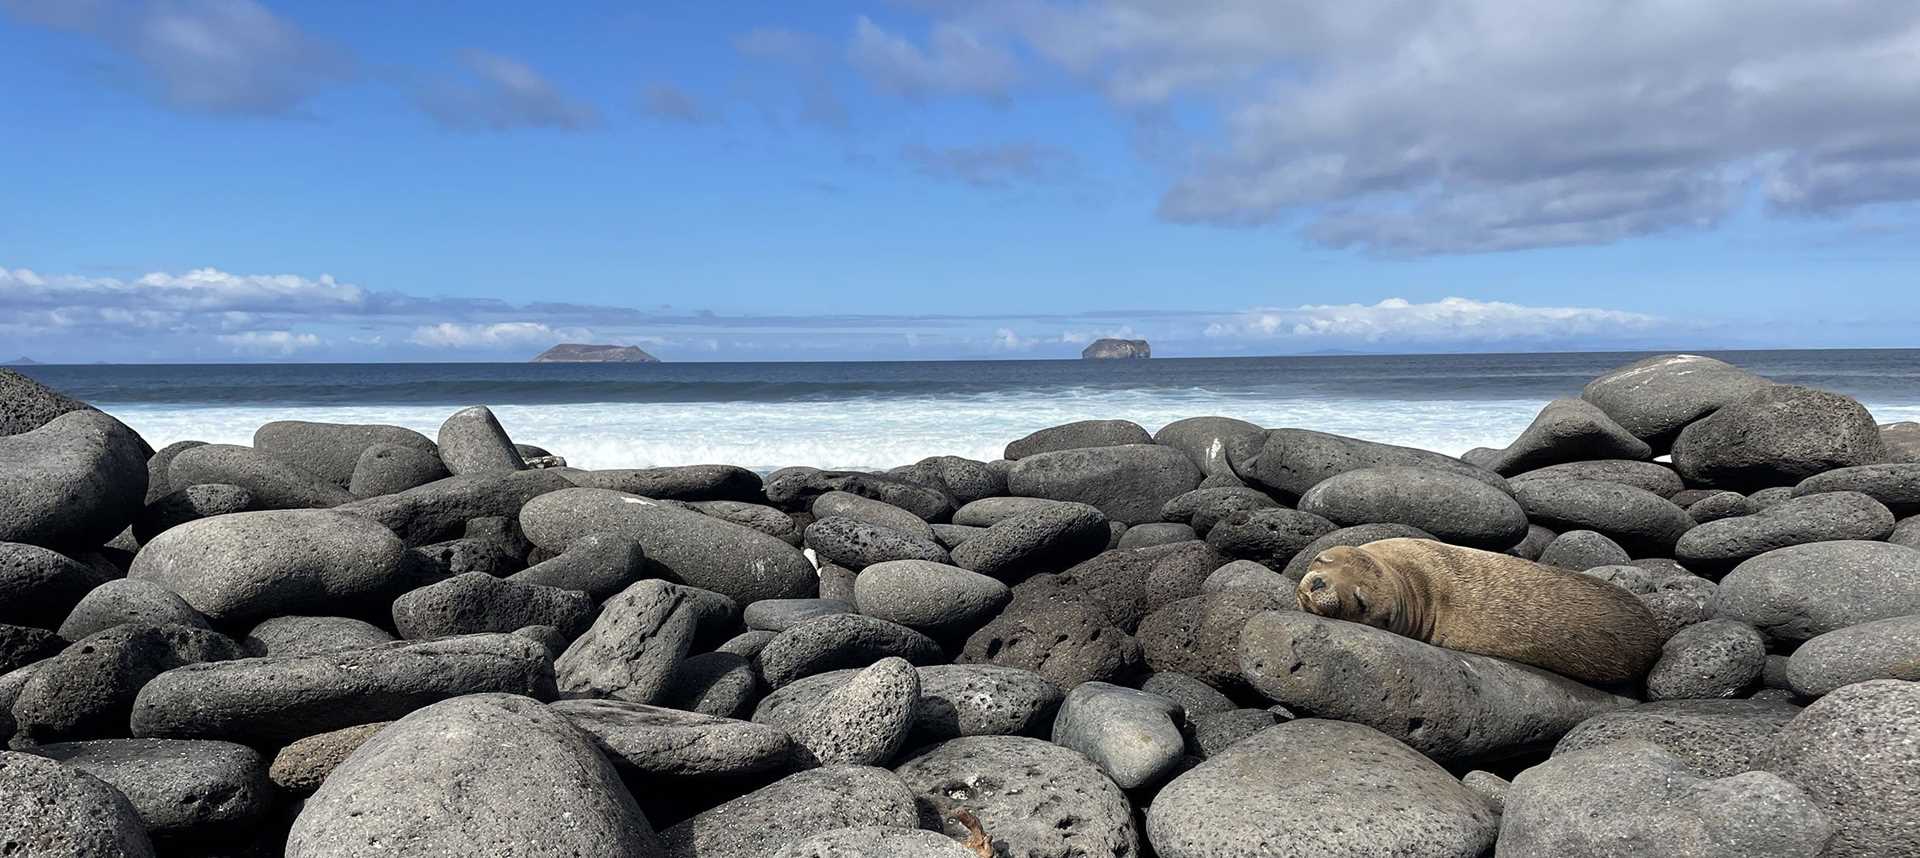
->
1 354 1917 858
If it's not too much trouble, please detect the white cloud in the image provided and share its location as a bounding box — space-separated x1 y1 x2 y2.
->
1203 297 1660 345
217 330 322 356
415 50 599 132
2 265 365 313
849 16 1020 99
407 321 590 349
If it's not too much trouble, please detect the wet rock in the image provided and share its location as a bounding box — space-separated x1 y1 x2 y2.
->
0 410 150 549
1711 541 1920 642
948 500 1108 580
659 766 918 858
391 571 595 640
1554 698 1802 778
1677 490 1895 569
805 516 950 570
854 560 1010 638
1051 681 1184 789
757 614 943 689
1580 354 1774 450
556 580 737 704
895 735 1138 858
1004 419 1152 459
1511 478 1695 555
1784 614 1920 697
550 698 792 780
254 420 438 489
1482 398 1653 475
788 658 919 767
1760 680 1920 858
30 737 268 841
1672 385 1889 491
241 615 394 656
129 509 410 625
1298 466 1527 549
1203 507 1337 569
0 749 156 857
1007 444 1202 526
1254 428 1509 499
347 442 449 497
1 541 113 630
1538 530 1631 570
1645 619 1766 700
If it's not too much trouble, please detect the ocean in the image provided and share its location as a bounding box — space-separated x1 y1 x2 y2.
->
17 350 1920 472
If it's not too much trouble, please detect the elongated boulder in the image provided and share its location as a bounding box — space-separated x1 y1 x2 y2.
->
764 468 954 521
1784 615 1920 697
1154 416 1266 483
1 541 113 629
660 766 919 858
555 579 737 704
1510 478 1694 555
347 442 449 496
1482 398 1653 476
1672 385 1888 491
11 624 245 745
1297 466 1527 549
1255 428 1508 499
1759 680 1920 858
1676 491 1895 568
949 500 1108 579
129 509 410 625
0 750 156 857
812 491 936 541
336 468 572 546
804 516 950 570
520 488 816 604
130 633 557 746
757 614 943 688
563 464 764 503
1794 462 1920 515
1711 541 1920 643
1580 354 1774 450
1239 612 1635 764
253 420 437 489
1007 444 1202 525
853 559 1010 638
1553 698 1803 778
436 405 527 475
1004 419 1152 459
391 571 595 640
29 738 269 841
1051 681 1184 789
549 699 793 780
167 443 351 509
287 693 662 857
0 410 149 549
1148 720 1495 858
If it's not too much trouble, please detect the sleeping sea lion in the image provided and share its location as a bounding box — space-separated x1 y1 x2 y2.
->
1296 537 1662 684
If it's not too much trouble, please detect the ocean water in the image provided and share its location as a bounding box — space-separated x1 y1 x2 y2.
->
18 350 1920 472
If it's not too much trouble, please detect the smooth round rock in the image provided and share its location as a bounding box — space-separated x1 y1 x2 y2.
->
659 766 919 858
131 483 252 544
1200 559 1288 593
255 420 438 489
1118 521 1197 549
168 443 352 510
1 541 113 629
337 469 571 547
11 623 244 745
1255 428 1509 498
949 500 1108 580
391 571 594 640
549 698 793 779
1154 416 1267 481
348 442 449 497
1204 507 1337 569
1785 615 1920 697
1004 419 1152 460
565 465 765 503
1007 444 1203 525
1050 681 1184 789
1759 680 1920 858
0 410 150 550
888 455 1004 506
1676 491 1896 568
660 651 761 718
1160 486 1279 535
1511 478 1695 555
1580 354 1774 449
1298 466 1527 550
757 613 943 688
1795 462 1920 515
1481 398 1652 476
1672 385 1889 491
1554 698 1802 778
1645 619 1766 700
854 560 1011 638
129 509 410 625
1137 588 1291 692
435 405 527 475
0 750 156 857
1538 529 1632 570
894 735 1139 858
1512 459 1685 497
286 693 660 857
508 531 647 599
804 516 950 570
1687 491 1753 523
1711 541 1920 642
742 598 856 632
1147 720 1495 858
812 491 936 541
29 738 268 839
242 615 395 656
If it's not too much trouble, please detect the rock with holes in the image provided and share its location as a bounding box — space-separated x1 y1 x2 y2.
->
660 766 919 858
1645 619 1766 700
1204 508 1337 569
29 738 269 842
0 623 62 674
1511 478 1694 555
556 579 737 703
756 614 943 689
1007 444 1202 525
348 442 449 497
336 469 571 546
391 571 595 640
854 560 1011 639
1759 679 1920 858
949 500 1109 580
1136 588 1291 692
1538 530 1631 570
775 826 977 858
1794 462 1920 515
895 735 1139 858
0 369 101 436
764 468 955 521
805 516 950 570
1553 699 1803 778
241 615 394 656
11 624 244 745
508 531 646 599
1 541 113 630
959 597 1140 690
0 750 157 857
788 658 920 767
0 411 151 551
269 721 389 794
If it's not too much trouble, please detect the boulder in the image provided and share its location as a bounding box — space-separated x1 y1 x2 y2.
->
519 488 816 604
687 500 802 545
0 750 156 857
1153 416 1266 483
30 738 268 841
1117 521 1196 549
853 560 1010 638
241 615 395 656
1007 444 1202 525
1672 385 1889 491
0 369 101 436
1203 507 1337 568
1004 419 1153 459
1538 530 1631 570
1481 398 1653 475
742 598 855 632
753 662 1064 749
508 531 647 598
763 468 954 521
268 721 388 794
1510 478 1695 555
1201 559 1289 593
0 410 149 549
659 766 919 858
660 651 760 718
1794 462 1920 515
556 580 737 704
1554 698 1802 777
1239 611 1635 764
1580 354 1774 450
1884 421 1920 462
336 469 571 546
1137 588 1291 692
811 491 936 541
1148 720 1495 858
804 516 950 570
549 698 793 779
1711 541 1920 642
1678 491 1895 569
894 736 1138 858
950 502 1109 585
1499 740 1829 858
1159 486 1280 535
435 405 527 475
168 443 351 510
775 827 975 858
347 442 449 497
0 541 113 629
1279 523 1434 579
130 633 557 746
10 624 243 745
253 420 438 489
1645 619 1766 700
757 614 942 689
129 509 410 625
1186 707 1280 758
1686 490 1752 523
563 464 765 503
55 578 209 641
0 623 62 674
286 693 661 857
951 496 1073 527
391 571 595 640
787 657 919 767
886 456 1005 506
1051 681 1185 789
1784 615 1920 697
1254 428 1508 499
1511 459 1685 497
959 597 1140 690
130 483 252 545
1297 466 1527 549
1760 680 1920 858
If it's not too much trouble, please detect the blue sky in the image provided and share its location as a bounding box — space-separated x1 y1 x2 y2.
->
3 1 1919 362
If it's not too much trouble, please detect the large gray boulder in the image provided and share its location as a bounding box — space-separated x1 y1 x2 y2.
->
786 657 920 767
348 442 450 497
0 410 149 549
520 488 816 604
1785 615 1920 697
812 491 936 542
804 516 949 570
949 499 1108 579
129 509 410 625
894 735 1139 858
1254 428 1508 499
756 614 942 689
1050 681 1184 789
887 455 1004 506
1482 398 1653 475
130 633 557 746
1499 740 1829 858
509 531 647 598
1511 478 1695 555
1580 354 1774 450
1511 458 1685 497
287 694 662 857
0 750 156 857
1711 541 1920 643
1007 444 1202 525
1160 486 1280 535
335 468 571 546
392 571 595 640
1239 611 1635 764
131 482 253 544
1644 618 1766 700
660 766 918 858
563 464 765 503
1672 385 1889 491
1279 523 1434 579
1554 698 1803 778
555 579 737 704
1676 491 1895 568
435 405 528 475
1 541 113 629
1004 419 1152 459
253 420 438 489
1149 720 1495 858
10 624 244 745
1297 466 1527 549
0 369 101 436
1794 462 1920 515
853 559 1010 638
29 738 268 841
548 699 793 780
1761 680 1920 858
167 443 351 509
754 663 1064 746
763 468 954 520
242 615 394 656
1137 588 1292 692
1154 416 1266 483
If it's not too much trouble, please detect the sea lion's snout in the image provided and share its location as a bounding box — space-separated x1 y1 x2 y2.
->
1298 572 1341 615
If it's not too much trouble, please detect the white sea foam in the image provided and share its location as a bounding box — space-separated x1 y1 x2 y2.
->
102 394 1920 473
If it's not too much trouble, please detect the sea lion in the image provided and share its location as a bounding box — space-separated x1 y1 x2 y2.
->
1296 537 1662 684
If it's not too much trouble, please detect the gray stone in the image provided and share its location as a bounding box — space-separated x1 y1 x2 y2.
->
1137 589 1291 692
805 516 950 570
717 629 777 659
1004 419 1152 459
743 598 856 632
660 766 918 858
30 738 267 839
1760 679 1920 858
1673 385 1890 491
1298 466 1528 549
435 405 527 475
659 651 760 718
1506 523 1557 560
1794 462 1920 515
0 411 150 549
1581 354 1775 450
895 735 1138 858
1280 523 1435 579
1554 698 1802 778
1051 681 1184 789
1159 486 1279 535
951 496 1068 527
1712 541 1920 642
854 560 1010 638
789 658 919 767
1186 707 1277 758
509 532 645 600
1117 521 1195 549
1200 559 1287 593
1254 428 1509 499
56 578 209 641
764 468 955 521
1500 740 1829 858
1148 720 1495 858
268 721 387 794
549 698 792 779
949 499 1108 580
1462 770 1510 815
254 420 438 489
1483 398 1654 475
131 483 252 545
129 509 410 625
1646 619 1766 700
0 624 62 674
556 580 737 704
1892 516 1920 549
929 523 981 549
757 614 942 688
887 455 1005 506
1203 507 1337 568
1749 486 1796 510
1511 478 1695 555
347 442 448 497
1677 491 1896 568
1512 458 1685 497
0 749 156 857
1 541 113 629
142 440 204 504
1539 529 1632 570
1641 578 1719 641
130 633 558 746
560 464 763 502
336 468 571 546
1687 490 1752 523
689 500 802 545
959 598 1140 690
408 535 514 584
775 827 975 858
1886 422 1920 462
11 624 243 745
811 491 935 541
904 664 1063 743
0 661 43 742
168 443 350 510
242 615 394 656
1154 416 1266 483
1141 671 1236 715
520 488 817 604
1240 611 1635 765
1007 444 1203 525
286 694 660 858
392 571 595 639
0 369 101 436
1785 614 1920 697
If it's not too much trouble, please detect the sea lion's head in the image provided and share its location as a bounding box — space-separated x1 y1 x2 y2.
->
1296 545 1399 628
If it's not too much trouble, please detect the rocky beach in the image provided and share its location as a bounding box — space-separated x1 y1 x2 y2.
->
1 353 1917 858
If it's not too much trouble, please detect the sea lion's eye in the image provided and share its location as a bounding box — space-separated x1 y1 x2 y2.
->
1308 576 1327 592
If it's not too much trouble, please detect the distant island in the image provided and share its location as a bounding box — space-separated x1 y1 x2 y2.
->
530 343 660 363
4 356 38 365
1081 338 1151 360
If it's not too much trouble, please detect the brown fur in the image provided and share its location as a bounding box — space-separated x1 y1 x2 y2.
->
1296 537 1662 684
